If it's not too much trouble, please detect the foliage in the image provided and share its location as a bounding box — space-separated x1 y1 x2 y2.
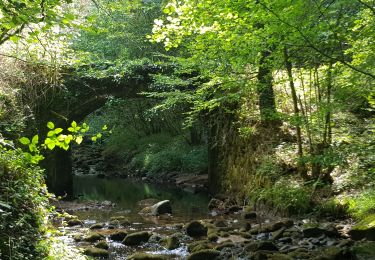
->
0 0 74 45
85 98 207 176
348 189 375 220
69 0 166 68
0 147 51 259
252 179 312 215
18 120 104 164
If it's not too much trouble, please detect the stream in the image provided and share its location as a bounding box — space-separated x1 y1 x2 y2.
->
53 175 369 260
56 175 212 259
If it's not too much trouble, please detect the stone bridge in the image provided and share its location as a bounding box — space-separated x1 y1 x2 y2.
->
36 64 163 197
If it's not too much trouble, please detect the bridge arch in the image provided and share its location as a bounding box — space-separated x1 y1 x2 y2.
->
36 65 160 196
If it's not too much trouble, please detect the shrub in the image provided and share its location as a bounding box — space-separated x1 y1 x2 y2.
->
250 179 312 215
0 147 51 259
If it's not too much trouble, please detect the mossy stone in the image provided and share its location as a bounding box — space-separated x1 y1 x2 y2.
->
95 240 109 250
83 232 103 243
128 253 169 260
123 231 151 246
83 247 109 258
187 249 220 260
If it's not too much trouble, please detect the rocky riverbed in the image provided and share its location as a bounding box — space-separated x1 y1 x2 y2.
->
52 193 375 260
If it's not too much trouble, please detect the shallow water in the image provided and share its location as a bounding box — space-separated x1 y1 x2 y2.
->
67 175 212 259
73 175 210 220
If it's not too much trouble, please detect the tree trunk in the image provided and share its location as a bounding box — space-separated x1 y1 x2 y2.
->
257 50 278 123
283 47 306 178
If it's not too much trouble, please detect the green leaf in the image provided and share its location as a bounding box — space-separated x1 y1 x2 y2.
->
75 135 83 144
47 122 55 129
54 128 63 134
19 137 30 145
47 142 56 150
91 136 97 142
102 125 108 130
31 135 39 144
71 121 77 128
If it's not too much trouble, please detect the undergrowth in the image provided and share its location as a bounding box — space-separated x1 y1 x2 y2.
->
0 147 50 259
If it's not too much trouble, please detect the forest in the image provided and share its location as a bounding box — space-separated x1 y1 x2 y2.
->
0 0 374 259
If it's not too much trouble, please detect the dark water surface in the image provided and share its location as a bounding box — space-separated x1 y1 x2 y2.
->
73 175 210 220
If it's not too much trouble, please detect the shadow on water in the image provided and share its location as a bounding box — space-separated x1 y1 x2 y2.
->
73 175 210 221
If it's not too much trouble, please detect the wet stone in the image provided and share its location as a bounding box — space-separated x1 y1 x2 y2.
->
83 247 109 258
67 219 82 227
83 232 103 243
187 249 220 260
127 253 169 260
109 230 127 241
123 231 151 246
186 221 208 237
90 223 105 229
95 240 109 250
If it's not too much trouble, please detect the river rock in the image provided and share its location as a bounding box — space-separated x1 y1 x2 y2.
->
186 221 208 237
187 249 220 260
303 227 326 238
128 253 169 260
215 242 235 251
83 232 103 243
90 223 105 229
67 218 83 226
150 200 172 215
110 216 131 226
188 240 211 253
110 230 128 241
245 241 278 252
95 240 109 250
165 235 179 250
83 247 109 258
123 231 151 245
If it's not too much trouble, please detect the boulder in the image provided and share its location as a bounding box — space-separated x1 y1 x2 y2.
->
90 223 105 229
165 235 179 250
303 227 326 238
186 221 208 237
83 247 109 258
245 241 278 252
83 233 103 243
95 240 109 250
123 231 151 246
128 253 168 260
109 230 127 241
188 240 211 253
150 200 172 215
187 249 220 260
67 219 82 227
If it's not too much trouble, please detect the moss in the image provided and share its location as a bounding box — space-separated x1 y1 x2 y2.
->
83 247 109 258
353 214 375 230
187 249 220 260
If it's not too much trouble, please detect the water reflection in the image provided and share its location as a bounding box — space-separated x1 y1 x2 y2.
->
73 175 210 219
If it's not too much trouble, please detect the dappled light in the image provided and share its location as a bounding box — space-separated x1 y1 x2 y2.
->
0 0 374 259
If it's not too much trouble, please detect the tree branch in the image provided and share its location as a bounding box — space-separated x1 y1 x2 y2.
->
258 1 375 79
